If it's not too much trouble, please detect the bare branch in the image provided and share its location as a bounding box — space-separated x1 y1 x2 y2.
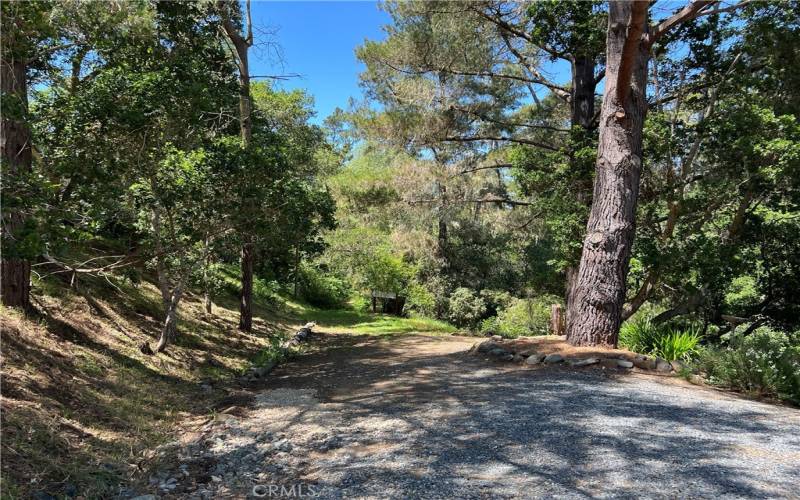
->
435 135 561 152
646 0 717 47
451 163 514 177
470 5 565 61
245 0 253 46
498 30 571 101
250 73 301 80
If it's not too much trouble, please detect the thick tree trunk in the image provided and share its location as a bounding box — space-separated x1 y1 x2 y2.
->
154 285 183 353
571 55 596 130
564 266 578 327
563 57 597 329
1 55 32 309
566 1 649 347
239 240 254 332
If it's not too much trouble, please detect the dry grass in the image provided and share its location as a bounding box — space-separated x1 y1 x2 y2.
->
504 335 640 360
0 272 298 499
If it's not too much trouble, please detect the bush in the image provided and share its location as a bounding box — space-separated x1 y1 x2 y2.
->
619 317 664 353
481 295 559 338
253 276 281 305
349 293 370 312
479 289 513 317
447 287 487 329
298 264 350 309
406 281 436 317
654 328 702 361
695 327 800 403
619 317 702 361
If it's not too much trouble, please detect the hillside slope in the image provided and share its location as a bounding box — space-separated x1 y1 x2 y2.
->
1 271 299 499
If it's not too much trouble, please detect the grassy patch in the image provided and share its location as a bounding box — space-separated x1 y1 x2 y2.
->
287 303 457 335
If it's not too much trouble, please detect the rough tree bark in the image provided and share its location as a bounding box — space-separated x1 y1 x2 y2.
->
154 285 183 353
566 0 734 346
571 56 596 130
566 0 650 347
1 47 32 309
564 56 598 329
221 0 255 332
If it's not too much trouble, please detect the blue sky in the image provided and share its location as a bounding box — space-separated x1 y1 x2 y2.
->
248 1 391 124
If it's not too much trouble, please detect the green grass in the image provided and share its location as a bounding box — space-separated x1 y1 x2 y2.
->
286 301 457 335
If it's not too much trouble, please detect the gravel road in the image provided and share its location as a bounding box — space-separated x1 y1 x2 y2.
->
165 332 800 499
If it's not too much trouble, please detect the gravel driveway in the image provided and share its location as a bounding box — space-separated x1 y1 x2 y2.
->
173 332 800 499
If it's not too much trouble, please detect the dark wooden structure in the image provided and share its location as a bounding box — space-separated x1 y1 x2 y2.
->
371 291 406 316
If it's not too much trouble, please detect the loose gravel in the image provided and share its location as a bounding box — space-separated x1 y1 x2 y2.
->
146 333 800 499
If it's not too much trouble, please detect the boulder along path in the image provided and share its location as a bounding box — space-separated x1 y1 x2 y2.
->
149 331 800 499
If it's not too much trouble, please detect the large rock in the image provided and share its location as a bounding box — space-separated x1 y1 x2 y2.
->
477 340 503 354
544 353 564 364
569 357 600 367
525 353 546 365
670 360 686 372
616 359 634 369
688 374 704 385
656 358 673 372
633 355 656 370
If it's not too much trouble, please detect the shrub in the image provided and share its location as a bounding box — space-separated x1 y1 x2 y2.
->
620 317 702 360
481 295 559 338
447 287 487 329
479 289 513 317
253 276 281 305
695 327 800 403
618 317 664 353
298 264 350 309
406 281 436 317
654 328 702 361
349 293 370 312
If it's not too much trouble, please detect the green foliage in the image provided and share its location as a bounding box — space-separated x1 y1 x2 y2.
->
364 253 414 295
695 327 800 403
481 295 559 338
447 287 487 330
251 336 287 371
618 317 663 353
724 275 762 310
619 317 702 360
527 0 606 60
654 329 703 362
297 264 351 309
253 277 281 306
406 281 436 317
349 293 371 313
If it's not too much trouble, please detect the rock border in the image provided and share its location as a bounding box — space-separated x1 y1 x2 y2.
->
470 337 680 374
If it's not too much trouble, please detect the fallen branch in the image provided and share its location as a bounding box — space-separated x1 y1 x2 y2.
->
241 322 316 381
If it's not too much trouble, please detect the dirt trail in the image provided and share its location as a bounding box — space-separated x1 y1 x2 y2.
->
153 331 800 499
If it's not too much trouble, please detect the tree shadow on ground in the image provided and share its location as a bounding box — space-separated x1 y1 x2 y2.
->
209 332 800 499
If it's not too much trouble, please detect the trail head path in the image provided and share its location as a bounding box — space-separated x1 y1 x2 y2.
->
178 332 800 499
